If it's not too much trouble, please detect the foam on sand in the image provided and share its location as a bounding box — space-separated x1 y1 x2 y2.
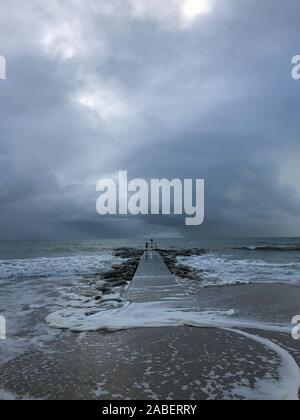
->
46 300 236 332
46 300 300 400
46 300 289 334
227 329 300 400
0 388 19 400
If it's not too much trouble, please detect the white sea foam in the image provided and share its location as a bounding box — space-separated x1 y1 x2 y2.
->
0 254 119 280
178 253 300 286
46 300 290 334
0 252 122 368
227 329 300 400
0 388 18 400
46 300 299 400
0 388 41 401
236 245 300 252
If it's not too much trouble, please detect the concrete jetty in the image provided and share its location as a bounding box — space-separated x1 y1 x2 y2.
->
125 250 183 303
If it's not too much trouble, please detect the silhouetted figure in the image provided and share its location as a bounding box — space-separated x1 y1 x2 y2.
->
145 242 149 260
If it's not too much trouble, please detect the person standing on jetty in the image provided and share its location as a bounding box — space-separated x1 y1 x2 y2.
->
145 239 156 260
145 242 149 260
150 239 158 251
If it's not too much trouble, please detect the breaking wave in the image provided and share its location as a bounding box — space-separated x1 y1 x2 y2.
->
177 253 300 286
234 245 300 252
0 254 120 280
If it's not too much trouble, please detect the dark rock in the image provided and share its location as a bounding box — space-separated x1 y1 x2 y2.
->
99 287 111 295
101 298 123 304
110 280 128 288
85 310 100 316
157 248 205 280
114 248 143 259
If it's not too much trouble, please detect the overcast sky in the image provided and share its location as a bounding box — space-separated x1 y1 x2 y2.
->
0 0 300 239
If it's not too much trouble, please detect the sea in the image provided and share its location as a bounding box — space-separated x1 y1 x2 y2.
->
0 238 299 400
1 237 300 283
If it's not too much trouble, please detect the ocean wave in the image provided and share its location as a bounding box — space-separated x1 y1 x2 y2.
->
177 254 300 286
0 254 120 280
234 245 300 252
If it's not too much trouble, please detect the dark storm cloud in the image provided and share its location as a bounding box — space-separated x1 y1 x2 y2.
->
0 0 300 239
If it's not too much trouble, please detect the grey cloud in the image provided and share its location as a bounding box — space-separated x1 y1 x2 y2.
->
0 0 300 239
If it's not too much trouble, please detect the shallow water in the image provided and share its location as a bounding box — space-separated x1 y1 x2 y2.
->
0 239 299 400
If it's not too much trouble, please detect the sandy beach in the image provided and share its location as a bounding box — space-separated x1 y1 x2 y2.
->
1 267 299 400
0 323 299 400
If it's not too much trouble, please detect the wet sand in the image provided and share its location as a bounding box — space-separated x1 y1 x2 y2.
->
184 283 300 327
0 283 299 400
0 325 299 400
0 249 299 400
